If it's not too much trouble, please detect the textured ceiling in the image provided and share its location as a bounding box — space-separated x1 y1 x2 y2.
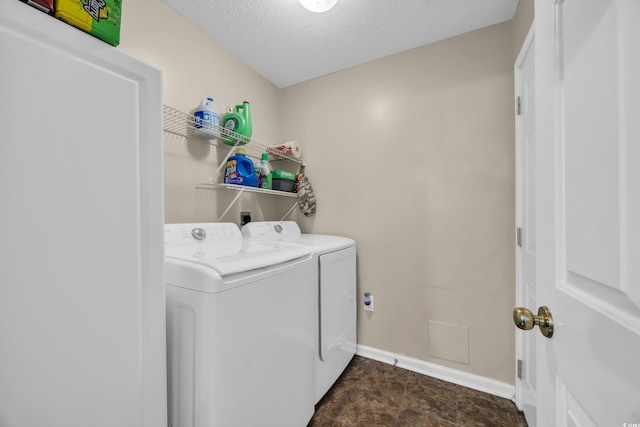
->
162 0 519 88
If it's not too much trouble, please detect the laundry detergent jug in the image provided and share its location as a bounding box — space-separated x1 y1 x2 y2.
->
224 147 258 187
193 97 220 139
221 101 252 145
254 153 272 189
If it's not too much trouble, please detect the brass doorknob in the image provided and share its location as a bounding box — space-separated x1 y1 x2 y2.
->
513 306 554 339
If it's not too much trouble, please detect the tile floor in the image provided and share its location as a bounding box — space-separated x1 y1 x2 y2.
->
308 356 528 427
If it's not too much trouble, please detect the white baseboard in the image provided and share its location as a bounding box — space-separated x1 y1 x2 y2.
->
356 345 515 401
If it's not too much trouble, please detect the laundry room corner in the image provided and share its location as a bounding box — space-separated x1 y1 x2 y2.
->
281 21 517 387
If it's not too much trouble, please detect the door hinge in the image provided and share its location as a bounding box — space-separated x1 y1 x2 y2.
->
516 96 522 115
517 227 522 247
517 359 523 379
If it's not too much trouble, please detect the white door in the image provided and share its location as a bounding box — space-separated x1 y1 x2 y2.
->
535 0 640 425
0 1 166 426
514 26 537 427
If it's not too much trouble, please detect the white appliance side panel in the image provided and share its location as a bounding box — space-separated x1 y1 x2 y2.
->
166 261 316 427
0 2 166 427
316 246 357 401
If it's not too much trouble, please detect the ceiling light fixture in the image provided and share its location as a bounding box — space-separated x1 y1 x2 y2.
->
298 0 337 13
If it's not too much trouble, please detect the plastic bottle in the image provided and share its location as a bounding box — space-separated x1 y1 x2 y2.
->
254 158 263 188
221 101 252 146
224 148 258 187
193 98 220 139
257 153 272 189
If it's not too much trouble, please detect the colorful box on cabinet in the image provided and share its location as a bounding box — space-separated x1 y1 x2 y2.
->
20 0 55 14
54 0 122 46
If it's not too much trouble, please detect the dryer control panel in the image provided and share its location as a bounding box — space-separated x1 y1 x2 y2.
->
241 221 301 241
165 222 242 246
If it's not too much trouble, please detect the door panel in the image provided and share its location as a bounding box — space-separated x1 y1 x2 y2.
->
559 0 640 330
515 27 537 427
535 0 640 425
563 0 635 305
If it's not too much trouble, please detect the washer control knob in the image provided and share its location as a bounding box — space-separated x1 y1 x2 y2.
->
191 227 207 241
274 224 283 233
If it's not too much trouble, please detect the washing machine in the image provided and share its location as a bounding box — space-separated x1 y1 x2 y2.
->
241 221 357 403
164 222 316 427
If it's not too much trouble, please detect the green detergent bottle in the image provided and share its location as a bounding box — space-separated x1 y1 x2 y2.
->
221 101 252 146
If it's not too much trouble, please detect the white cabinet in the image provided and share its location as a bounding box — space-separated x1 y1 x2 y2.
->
0 2 166 427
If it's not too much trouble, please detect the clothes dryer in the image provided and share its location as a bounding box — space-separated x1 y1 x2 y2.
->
164 223 315 427
241 221 357 403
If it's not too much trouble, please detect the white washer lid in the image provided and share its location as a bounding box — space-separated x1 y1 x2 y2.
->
165 222 310 276
165 240 310 276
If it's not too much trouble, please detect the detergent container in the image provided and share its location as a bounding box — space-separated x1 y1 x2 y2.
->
254 153 272 189
271 169 297 192
224 148 258 187
193 98 220 139
221 101 252 145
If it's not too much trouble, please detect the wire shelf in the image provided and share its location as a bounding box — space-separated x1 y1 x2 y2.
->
163 104 304 164
162 104 219 144
196 183 299 198
165 104 303 221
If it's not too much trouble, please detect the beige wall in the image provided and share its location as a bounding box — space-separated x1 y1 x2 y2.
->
119 0 522 386
281 22 516 384
513 0 535 59
119 0 285 224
